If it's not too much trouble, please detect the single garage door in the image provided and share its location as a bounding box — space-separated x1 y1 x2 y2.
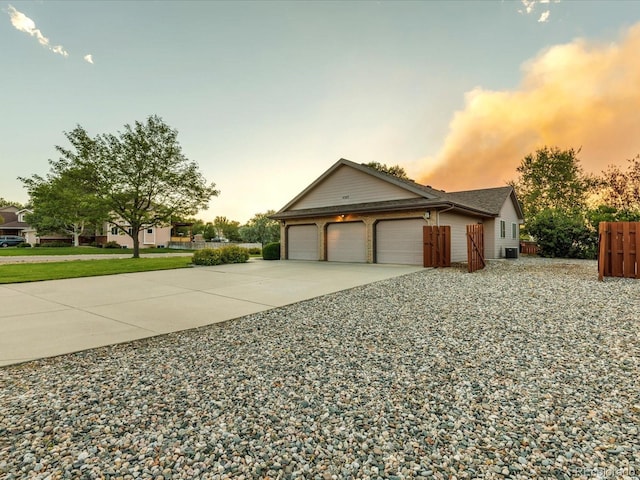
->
376 218 425 265
327 222 366 262
288 225 319 260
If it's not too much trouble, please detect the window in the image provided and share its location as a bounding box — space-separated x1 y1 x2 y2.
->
111 227 118 235
500 220 506 238
147 228 153 234
127 227 133 235
512 223 517 239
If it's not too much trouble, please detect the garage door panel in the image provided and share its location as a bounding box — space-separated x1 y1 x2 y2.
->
288 225 319 260
376 219 425 265
327 222 366 263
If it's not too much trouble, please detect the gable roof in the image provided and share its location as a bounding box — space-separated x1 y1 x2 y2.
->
272 159 523 220
446 186 524 219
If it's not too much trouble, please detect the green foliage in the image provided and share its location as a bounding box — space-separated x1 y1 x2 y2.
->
21 168 109 246
262 242 281 260
248 247 261 255
42 241 72 247
364 162 412 180
192 248 223 266
44 115 219 258
17 242 31 248
240 211 280 246
0 198 25 208
220 245 250 263
512 146 595 221
192 246 250 266
104 241 122 249
527 209 596 259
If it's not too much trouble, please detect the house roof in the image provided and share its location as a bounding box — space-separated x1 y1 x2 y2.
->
272 159 524 220
0 207 32 230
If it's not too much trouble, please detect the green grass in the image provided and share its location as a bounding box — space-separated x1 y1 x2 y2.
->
0 257 194 284
0 246 193 256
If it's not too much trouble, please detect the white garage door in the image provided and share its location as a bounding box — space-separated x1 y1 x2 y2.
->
327 222 366 263
288 225 319 260
376 218 426 265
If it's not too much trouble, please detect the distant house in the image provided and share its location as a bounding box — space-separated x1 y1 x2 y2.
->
0 206 36 243
271 158 524 265
96 221 172 248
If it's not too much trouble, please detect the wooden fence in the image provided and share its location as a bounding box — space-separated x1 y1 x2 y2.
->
466 224 485 273
519 241 538 255
598 222 640 281
423 226 451 268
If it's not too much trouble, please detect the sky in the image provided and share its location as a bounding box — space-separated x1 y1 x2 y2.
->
2 1 639 223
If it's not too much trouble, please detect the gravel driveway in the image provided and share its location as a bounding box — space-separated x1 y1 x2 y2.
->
1 257 639 479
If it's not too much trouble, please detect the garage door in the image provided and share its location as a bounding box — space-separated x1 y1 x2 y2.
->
376 218 426 265
288 225 319 260
327 222 366 263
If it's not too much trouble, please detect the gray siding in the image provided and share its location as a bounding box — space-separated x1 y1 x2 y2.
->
491 199 521 258
291 165 420 210
438 212 484 263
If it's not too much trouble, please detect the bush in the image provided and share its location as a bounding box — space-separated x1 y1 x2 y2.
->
248 247 261 255
220 245 250 264
528 208 596 259
262 242 280 260
43 241 72 248
104 241 122 249
192 248 223 266
17 242 31 248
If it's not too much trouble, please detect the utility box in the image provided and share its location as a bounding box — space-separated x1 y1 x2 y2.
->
505 247 518 259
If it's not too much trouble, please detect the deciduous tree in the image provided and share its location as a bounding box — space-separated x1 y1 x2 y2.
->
240 211 280 246
44 115 219 257
364 162 411 180
21 167 109 246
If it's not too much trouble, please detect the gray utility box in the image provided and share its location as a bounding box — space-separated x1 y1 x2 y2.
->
505 247 518 259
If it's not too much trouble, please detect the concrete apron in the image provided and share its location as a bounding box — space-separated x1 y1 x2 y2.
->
0 260 423 366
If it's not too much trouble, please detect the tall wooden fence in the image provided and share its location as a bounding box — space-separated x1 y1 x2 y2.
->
423 226 451 268
598 222 640 281
466 224 485 273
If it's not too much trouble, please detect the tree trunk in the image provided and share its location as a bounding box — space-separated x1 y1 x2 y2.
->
73 232 80 247
131 227 141 258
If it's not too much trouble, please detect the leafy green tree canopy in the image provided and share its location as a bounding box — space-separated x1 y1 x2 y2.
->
0 198 25 209
51 115 219 257
511 146 594 220
21 167 109 246
364 162 412 180
240 210 280 246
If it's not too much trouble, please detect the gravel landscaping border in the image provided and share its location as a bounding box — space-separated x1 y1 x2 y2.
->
1 257 639 479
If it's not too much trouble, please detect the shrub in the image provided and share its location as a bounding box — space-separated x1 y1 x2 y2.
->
220 245 250 264
17 242 32 248
262 242 280 260
104 241 122 249
44 241 72 247
528 208 596 259
248 247 261 255
34 243 42 248
192 248 223 266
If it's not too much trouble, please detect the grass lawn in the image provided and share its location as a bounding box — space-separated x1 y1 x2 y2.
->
0 257 194 284
0 246 193 256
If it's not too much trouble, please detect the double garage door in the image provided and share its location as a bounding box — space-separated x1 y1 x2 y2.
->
288 219 425 265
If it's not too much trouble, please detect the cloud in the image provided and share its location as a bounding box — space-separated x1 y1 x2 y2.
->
7 4 68 57
84 54 94 64
519 0 557 21
417 23 640 192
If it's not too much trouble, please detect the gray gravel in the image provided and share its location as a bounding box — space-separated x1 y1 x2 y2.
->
1 257 639 479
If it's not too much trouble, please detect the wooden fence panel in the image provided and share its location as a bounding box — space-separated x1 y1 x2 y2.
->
423 226 451 268
520 241 538 255
598 222 639 281
466 224 485 273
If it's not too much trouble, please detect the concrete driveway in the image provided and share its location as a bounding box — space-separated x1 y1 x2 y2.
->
0 260 422 366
